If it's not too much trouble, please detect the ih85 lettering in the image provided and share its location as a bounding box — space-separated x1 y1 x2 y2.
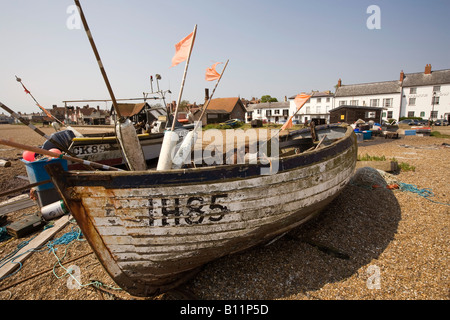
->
148 194 229 227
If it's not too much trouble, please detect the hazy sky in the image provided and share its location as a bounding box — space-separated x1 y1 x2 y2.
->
1 0 449 113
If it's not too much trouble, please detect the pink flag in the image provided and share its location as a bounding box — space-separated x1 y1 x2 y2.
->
171 31 195 67
205 62 222 81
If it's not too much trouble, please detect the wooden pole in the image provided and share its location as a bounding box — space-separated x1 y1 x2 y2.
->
170 24 197 131
15 76 65 126
74 0 146 171
194 60 229 130
0 101 78 158
74 0 121 119
0 139 124 171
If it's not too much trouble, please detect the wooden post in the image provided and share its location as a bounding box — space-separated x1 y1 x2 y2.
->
170 24 197 132
74 0 146 170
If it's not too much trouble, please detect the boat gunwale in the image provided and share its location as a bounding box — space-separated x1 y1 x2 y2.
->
61 124 355 184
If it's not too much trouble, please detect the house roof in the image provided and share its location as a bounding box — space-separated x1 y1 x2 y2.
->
288 91 333 99
206 97 243 113
194 97 246 114
246 101 290 111
402 69 450 87
335 81 401 97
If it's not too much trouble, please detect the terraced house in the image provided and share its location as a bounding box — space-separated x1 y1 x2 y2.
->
334 64 450 123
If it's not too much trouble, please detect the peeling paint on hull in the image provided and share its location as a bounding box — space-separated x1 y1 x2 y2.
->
47 124 357 297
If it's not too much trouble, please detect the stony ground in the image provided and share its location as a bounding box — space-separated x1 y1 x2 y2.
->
0 124 448 301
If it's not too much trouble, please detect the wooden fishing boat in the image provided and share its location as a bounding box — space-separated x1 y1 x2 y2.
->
46 123 357 296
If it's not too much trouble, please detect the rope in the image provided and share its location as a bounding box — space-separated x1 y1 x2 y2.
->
48 227 122 291
0 227 11 243
351 168 449 206
397 182 450 206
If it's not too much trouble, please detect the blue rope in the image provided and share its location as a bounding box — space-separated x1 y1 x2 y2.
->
0 227 11 243
398 182 450 206
46 227 83 252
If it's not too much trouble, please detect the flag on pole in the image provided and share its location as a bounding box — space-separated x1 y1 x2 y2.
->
171 31 195 67
205 62 222 81
294 93 311 110
280 93 311 131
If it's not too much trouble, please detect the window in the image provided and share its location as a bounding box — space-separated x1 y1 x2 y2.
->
420 111 425 117
382 112 386 117
350 100 358 106
383 98 393 107
283 109 289 117
316 106 321 114
316 98 321 103
430 111 438 118
274 109 280 115
326 98 330 103
387 111 393 118
410 88 417 94
365 111 376 118
433 86 441 92
256 109 261 115
432 96 440 105
370 99 379 107
266 110 271 117
409 98 416 106
339 100 347 106
305 106 310 114
408 111 415 117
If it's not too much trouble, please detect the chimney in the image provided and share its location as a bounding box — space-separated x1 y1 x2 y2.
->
284 96 287 102
400 70 405 82
205 88 210 102
424 64 432 75
337 78 342 88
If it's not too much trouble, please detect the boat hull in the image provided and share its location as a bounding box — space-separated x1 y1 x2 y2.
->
47 124 357 296
67 133 164 169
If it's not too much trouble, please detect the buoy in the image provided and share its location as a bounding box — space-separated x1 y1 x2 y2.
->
49 148 62 158
116 118 147 171
156 130 180 171
23 150 36 162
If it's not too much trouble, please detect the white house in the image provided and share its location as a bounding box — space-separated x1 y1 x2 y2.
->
334 78 402 122
399 65 450 121
246 101 290 124
335 65 450 122
289 91 334 124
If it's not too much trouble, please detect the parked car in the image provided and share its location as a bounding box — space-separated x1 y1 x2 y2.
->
416 119 428 126
219 119 243 128
398 119 417 125
434 119 449 126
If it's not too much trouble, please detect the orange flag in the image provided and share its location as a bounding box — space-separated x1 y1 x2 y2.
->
294 93 311 110
281 116 293 131
205 62 222 81
171 31 195 67
281 93 311 131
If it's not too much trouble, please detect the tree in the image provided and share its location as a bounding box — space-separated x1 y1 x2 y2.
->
261 95 278 103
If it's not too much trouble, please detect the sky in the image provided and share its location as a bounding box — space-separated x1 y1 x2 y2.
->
1 0 449 114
